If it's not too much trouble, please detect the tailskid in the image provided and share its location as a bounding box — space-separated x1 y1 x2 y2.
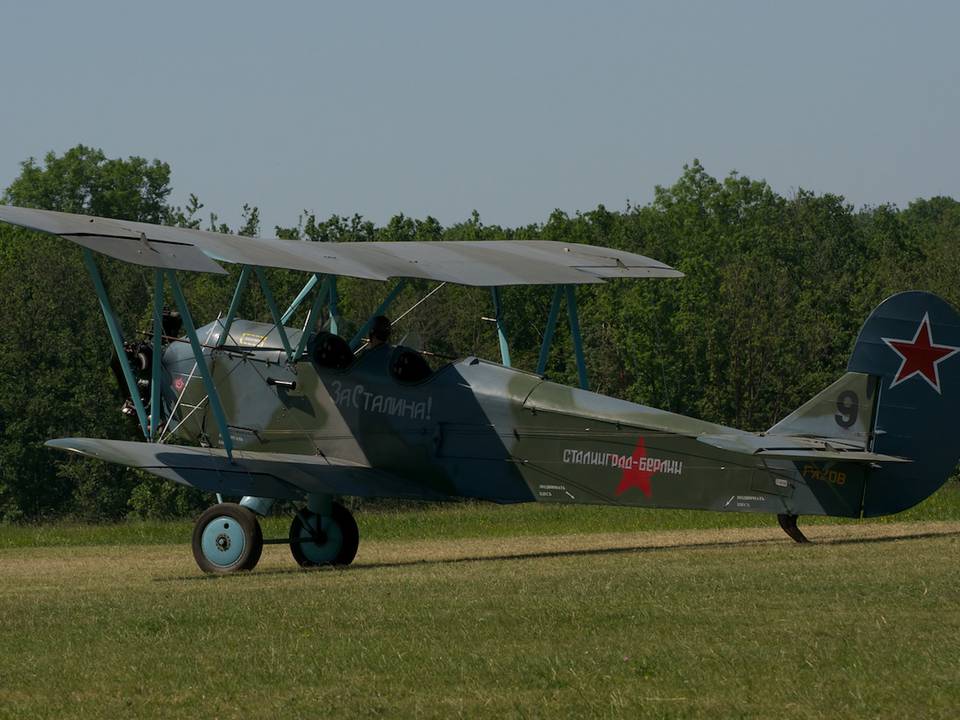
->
777 514 810 543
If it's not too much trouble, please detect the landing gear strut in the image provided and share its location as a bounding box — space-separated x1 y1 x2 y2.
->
777 513 810 544
192 503 264 573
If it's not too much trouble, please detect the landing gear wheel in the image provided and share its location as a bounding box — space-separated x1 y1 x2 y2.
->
192 503 264 573
289 501 359 567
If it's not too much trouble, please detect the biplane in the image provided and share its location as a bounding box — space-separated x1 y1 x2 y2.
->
1 204 958 573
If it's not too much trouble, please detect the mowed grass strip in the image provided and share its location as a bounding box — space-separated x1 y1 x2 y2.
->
2 482 959 549
0 522 958 719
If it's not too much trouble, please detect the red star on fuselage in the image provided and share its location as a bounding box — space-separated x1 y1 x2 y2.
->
882 313 960 394
615 437 653 498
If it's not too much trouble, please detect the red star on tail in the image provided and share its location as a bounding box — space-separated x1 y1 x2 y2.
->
882 313 960 394
615 437 653 498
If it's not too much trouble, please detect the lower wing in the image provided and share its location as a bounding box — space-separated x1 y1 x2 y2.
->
47 438 450 501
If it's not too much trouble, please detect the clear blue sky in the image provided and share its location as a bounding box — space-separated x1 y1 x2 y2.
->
1 1 957 234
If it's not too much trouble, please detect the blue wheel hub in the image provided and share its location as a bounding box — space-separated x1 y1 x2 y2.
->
200 515 246 568
298 514 343 565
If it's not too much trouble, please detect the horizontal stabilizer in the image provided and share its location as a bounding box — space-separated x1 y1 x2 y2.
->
695 433 911 464
46 438 451 501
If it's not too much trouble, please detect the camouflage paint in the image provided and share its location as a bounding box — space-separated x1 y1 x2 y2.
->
149 290 960 519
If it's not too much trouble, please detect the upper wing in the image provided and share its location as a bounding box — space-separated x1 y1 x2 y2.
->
0 205 683 286
46 438 452 501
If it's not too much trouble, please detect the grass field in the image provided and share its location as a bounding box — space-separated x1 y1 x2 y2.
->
2 481 959 549
1 486 959 719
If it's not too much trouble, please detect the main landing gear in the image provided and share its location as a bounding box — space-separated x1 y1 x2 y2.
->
190 498 360 574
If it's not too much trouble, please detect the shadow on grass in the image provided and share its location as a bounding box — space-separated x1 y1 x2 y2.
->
819 529 960 546
156 527 960 583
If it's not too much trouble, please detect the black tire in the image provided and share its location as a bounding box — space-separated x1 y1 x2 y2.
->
289 501 359 567
243 517 264 571
192 503 264 574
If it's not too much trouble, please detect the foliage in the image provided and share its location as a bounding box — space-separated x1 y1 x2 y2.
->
1 147 958 521
3 145 172 223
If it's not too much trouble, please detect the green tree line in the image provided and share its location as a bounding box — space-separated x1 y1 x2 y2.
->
1 146 957 521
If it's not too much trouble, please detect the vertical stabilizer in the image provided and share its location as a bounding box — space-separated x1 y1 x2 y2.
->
767 372 879 449
846 291 960 515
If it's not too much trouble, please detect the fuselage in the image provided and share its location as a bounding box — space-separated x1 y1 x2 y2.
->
161 320 865 518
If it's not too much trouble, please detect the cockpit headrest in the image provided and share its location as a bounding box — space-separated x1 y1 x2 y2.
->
389 346 432 383
311 332 354 370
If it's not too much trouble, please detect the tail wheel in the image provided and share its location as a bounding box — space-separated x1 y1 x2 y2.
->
192 503 264 573
289 501 359 567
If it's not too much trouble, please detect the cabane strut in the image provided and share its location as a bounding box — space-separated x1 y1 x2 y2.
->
533 284 589 390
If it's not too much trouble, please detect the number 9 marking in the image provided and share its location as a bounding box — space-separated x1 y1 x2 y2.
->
835 390 859 429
